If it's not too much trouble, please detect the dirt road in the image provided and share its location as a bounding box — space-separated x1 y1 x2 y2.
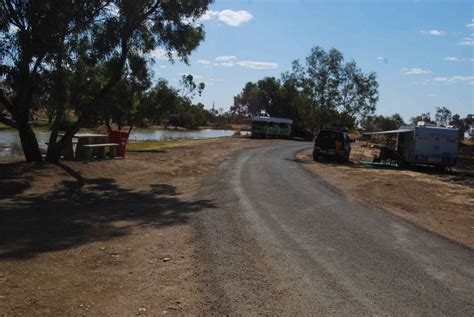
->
0 137 285 315
1 138 473 315
195 142 474 315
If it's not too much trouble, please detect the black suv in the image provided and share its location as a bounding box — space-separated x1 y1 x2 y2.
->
312 127 351 162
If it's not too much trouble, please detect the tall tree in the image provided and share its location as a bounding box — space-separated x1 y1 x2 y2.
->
435 106 452 127
361 113 405 132
449 114 467 140
0 0 212 162
232 47 379 132
410 112 434 125
0 0 105 161
231 82 263 116
290 47 378 130
179 74 205 99
143 79 180 124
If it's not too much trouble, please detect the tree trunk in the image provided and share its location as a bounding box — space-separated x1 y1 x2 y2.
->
45 127 76 163
105 120 113 133
45 116 82 162
45 142 63 162
18 123 43 162
45 110 64 162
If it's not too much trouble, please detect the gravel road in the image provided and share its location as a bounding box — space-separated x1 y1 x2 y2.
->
195 142 474 315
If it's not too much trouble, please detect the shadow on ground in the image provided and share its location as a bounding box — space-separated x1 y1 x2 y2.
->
0 162 214 260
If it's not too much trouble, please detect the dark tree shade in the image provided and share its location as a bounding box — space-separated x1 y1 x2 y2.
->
0 0 212 162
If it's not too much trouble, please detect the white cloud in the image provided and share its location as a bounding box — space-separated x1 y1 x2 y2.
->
443 56 459 61
220 62 234 67
200 10 219 21
211 56 278 69
196 59 211 64
214 56 236 67
458 37 474 46
432 75 474 82
421 29 446 36
237 61 279 69
200 9 253 27
402 67 432 75
377 56 384 60
466 19 474 29
218 10 253 26
413 81 429 86
215 55 237 62
150 48 177 60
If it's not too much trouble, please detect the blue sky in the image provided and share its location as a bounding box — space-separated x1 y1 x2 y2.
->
152 0 473 121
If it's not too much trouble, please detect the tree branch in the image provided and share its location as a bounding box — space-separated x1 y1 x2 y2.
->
0 88 15 114
0 111 17 128
31 55 44 75
143 0 161 19
5 0 26 31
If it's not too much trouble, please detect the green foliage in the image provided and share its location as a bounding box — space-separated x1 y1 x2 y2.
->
57 115 75 131
143 79 181 123
231 46 379 133
435 106 452 127
361 114 405 132
231 82 263 116
0 0 213 162
179 74 205 99
410 112 434 125
411 108 472 141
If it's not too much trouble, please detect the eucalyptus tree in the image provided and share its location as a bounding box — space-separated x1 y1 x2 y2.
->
0 0 212 162
435 106 452 127
0 0 105 161
232 47 378 132
290 47 379 130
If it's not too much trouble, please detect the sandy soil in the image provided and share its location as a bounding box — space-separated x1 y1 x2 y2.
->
0 137 286 315
296 141 474 248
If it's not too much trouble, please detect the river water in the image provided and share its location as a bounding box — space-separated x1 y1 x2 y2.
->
0 129 243 158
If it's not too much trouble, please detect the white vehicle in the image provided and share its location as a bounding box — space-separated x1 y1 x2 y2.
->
364 124 459 167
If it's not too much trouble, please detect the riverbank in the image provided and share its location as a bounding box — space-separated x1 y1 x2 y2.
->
0 137 287 315
0 127 245 159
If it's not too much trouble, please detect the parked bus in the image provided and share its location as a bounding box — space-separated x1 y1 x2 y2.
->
251 116 293 138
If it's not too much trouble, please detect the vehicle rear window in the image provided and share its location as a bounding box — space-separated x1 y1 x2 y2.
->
315 131 344 148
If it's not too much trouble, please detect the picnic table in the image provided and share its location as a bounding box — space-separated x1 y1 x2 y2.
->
58 133 116 161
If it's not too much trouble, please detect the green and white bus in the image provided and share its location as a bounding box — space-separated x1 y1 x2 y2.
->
251 116 293 138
